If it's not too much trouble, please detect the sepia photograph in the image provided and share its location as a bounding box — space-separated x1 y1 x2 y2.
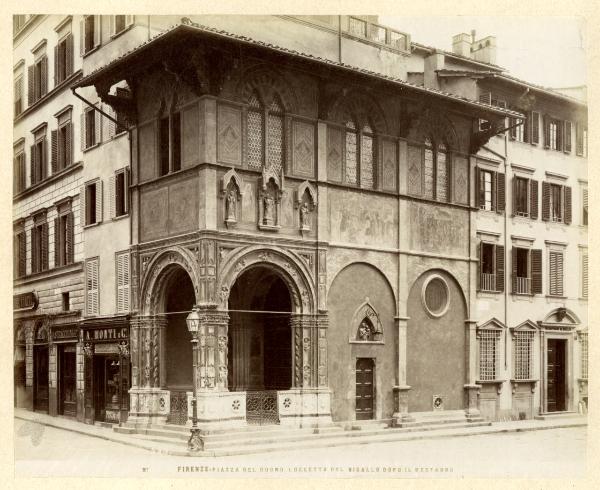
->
10 8 589 480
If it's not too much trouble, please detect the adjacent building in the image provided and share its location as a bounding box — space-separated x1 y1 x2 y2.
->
14 15 587 432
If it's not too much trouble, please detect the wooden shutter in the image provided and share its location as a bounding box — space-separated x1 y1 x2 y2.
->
66 213 74 264
116 252 130 313
79 18 85 56
576 122 584 156
30 144 36 185
40 56 48 97
18 233 26 277
41 138 48 179
549 251 564 296
511 247 518 293
86 258 99 315
582 253 588 298
65 34 74 77
51 129 58 173
66 122 73 166
95 105 102 145
95 180 103 223
564 121 572 153
41 222 48 271
124 168 130 214
495 244 505 292
582 187 588 225
80 185 86 227
531 249 543 295
530 179 539 220
93 16 101 48
107 105 116 138
543 114 550 149
474 168 480 208
496 172 505 212
108 174 116 219
531 111 540 145
54 217 61 267
564 186 572 224
80 112 86 150
477 242 481 290
511 176 518 217
27 65 34 105
31 227 38 273
542 181 551 221
54 44 59 86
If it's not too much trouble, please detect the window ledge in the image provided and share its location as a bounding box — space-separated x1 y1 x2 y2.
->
546 295 567 300
14 261 83 286
110 25 134 41
82 45 101 59
83 221 102 230
348 340 385 345
13 161 83 203
82 142 101 153
111 214 129 222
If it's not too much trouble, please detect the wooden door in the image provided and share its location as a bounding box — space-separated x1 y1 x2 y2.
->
355 358 375 420
59 346 77 417
547 339 566 412
34 346 49 412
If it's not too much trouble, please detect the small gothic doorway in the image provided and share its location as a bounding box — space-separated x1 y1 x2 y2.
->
164 267 195 425
228 266 292 424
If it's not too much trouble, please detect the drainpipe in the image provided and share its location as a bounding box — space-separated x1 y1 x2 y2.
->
481 139 509 370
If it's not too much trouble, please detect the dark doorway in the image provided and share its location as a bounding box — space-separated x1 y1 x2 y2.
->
547 339 567 412
355 358 375 420
33 346 49 412
93 355 121 423
58 345 76 417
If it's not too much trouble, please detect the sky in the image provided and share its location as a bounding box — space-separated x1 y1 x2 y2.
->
381 16 587 88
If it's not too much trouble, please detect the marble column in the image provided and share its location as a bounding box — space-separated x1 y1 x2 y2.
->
392 316 413 426
464 319 481 418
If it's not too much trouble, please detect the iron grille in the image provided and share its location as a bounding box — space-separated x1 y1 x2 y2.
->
360 132 374 189
424 146 434 199
247 110 263 169
345 129 357 185
479 330 500 381
514 331 534 379
267 112 283 173
580 332 588 379
168 390 188 426
436 149 448 201
246 390 279 425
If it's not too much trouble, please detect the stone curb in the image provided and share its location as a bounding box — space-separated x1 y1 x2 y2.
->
14 411 586 458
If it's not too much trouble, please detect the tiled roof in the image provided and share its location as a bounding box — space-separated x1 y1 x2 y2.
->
75 19 523 118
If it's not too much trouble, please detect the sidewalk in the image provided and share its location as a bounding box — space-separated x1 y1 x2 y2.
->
14 408 587 458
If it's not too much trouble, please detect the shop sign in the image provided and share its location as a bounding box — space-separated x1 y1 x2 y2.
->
83 327 128 342
94 343 120 354
52 326 79 341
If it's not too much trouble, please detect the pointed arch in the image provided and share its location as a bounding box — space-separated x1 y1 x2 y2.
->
221 168 244 195
351 297 384 342
238 64 298 114
328 90 388 134
296 180 317 206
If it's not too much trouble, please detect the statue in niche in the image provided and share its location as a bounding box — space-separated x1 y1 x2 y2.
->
299 201 311 230
226 188 237 222
357 319 373 341
263 194 275 225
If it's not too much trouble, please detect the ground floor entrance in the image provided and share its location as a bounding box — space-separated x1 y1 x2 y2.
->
33 346 49 412
355 358 375 420
93 355 123 423
547 339 567 412
58 345 77 417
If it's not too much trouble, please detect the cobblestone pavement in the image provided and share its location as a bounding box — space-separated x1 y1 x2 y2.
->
15 418 586 478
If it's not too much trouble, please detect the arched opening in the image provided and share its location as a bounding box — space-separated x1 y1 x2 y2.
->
227 265 292 392
163 266 195 393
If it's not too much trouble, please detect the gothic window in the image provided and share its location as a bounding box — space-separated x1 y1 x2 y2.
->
247 92 264 169
422 136 450 202
345 120 358 185
344 118 377 189
267 97 284 174
423 138 434 199
360 123 375 189
246 92 286 173
436 142 448 201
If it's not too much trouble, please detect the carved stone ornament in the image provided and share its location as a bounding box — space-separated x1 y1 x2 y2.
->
118 341 129 357
221 169 243 228
83 342 94 357
351 298 384 342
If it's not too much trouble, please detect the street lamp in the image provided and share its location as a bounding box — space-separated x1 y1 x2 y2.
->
186 306 203 452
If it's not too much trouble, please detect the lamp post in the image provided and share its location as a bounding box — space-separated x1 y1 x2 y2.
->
186 306 203 452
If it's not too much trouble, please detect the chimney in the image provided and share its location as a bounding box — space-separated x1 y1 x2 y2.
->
452 33 472 57
471 35 497 65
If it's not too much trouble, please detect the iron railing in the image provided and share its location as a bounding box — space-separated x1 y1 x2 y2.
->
480 273 496 292
246 391 279 425
516 277 531 295
168 390 188 425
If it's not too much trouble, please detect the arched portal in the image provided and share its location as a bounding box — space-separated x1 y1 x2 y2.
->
228 266 293 392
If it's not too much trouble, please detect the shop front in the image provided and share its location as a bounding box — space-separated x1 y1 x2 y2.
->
80 318 130 425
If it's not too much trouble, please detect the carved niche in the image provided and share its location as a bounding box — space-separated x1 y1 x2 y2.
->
296 181 318 234
221 169 243 228
350 298 383 342
258 168 284 231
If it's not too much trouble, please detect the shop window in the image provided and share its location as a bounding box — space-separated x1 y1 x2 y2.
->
82 179 103 226
31 214 49 274
85 257 99 315
479 242 504 292
54 33 73 86
477 169 505 213
54 203 74 268
548 251 564 297
109 167 129 218
115 251 130 313
478 327 501 381
513 330 534 380
542 182 571 224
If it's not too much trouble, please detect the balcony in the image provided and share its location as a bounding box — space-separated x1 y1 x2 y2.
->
480 273 496 292
347 17 410 52
515 276 531 295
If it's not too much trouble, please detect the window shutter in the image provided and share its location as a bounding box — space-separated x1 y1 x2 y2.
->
582 187 588 226
496 172 505 212
54 217 61 267
126 15 134 27
479 92 492 105
65 34 74 77
531 111 540 145
108 174 116 219
564 121 572 153
530 179 539 220
109 15 115 36
477 242 481 290
41 222 48 271
95 105 102 144
54 44 59 86
107 105 116 138
582 254 588 299
511 247 518 293
543 114 550 149
531 249 543 295
19 233 26 277
564 186 572 225
86 259 99 315
30 144 36 185
524 112 531 143
495 244 505 292
93 16 101 48
509 117 517 139
116 252 130 313
40 56 48 97
80 185 86 227
13 156 18 193
66 212 74 264
79 18 85 56
576 122 584 156
41 137 48 179
66 122 73 166
81 112 86 150
51 129 58 174
475 168 480 208
511 176 518 217
31 227 38 273
95 180 103 223
542 181 551 221
27 65 34 106
124 168 130 214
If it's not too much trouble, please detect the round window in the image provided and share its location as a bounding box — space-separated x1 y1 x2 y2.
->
422 275 450 317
